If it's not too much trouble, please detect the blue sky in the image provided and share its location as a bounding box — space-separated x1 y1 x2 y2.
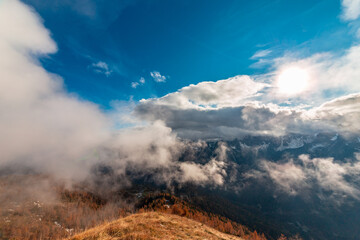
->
23 0 357 108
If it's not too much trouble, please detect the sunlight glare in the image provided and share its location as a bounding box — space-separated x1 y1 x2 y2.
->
277 67 309 95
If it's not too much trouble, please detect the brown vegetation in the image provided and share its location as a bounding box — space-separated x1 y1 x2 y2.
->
0 175 297 240
68 211 244 240
137 193 267 240
0 175 131 240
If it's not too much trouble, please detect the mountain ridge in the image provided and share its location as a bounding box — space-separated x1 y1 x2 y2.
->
66 211 244 240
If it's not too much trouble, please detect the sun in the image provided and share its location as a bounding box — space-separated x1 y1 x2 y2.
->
277 67 309 95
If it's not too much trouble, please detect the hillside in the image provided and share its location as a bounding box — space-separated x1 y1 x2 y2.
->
137 193 267 239
67 211 243 240
0 175 268 240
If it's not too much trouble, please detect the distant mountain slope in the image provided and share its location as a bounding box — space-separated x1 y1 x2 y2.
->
67 212 244 240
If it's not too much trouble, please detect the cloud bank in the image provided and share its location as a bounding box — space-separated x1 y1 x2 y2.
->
246 153 360 203
0 0 111 178
94 123 227 187
135 75 360 139
144 75 267 109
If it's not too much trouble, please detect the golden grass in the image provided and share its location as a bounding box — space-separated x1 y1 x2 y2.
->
67 211 244 240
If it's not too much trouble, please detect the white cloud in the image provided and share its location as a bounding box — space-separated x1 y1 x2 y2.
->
150 71 166 82
0 0 110 179
0 0 57 54
136 74 360 139
307 93 360 136
95 121 228 186
131 77 145 88
341 0 360 20
251 49 272 59
131 82 139 88
259 159 308 195
135 76 304 138
90 61 112 76
140 75 267 110
248 154 360 202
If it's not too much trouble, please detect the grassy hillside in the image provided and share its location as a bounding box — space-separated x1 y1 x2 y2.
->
0 175 131 240
67 211 243 240
0 175 280 240
137 193 267 239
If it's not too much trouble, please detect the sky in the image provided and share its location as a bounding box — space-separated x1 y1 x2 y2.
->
1 0 360 200
1 0 360 177
18 0 360 107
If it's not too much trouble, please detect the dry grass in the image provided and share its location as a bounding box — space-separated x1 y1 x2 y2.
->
0 175 131 240
67 211 244 240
